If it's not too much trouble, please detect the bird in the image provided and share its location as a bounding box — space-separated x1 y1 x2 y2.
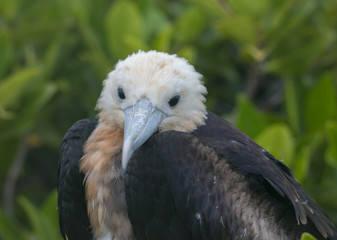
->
57 50 337 240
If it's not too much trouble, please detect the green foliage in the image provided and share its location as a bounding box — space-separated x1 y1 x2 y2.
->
0 0 337 237
0 67 40 119
285 78 303 135
301 232 317 240
175 7 206 44
255 123 294 167
325 121 337 168
105 1 145 59
235 94 268 138
0 190 60 240
305 74 337 133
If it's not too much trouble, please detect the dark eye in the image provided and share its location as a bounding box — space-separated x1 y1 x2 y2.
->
168 95 180 107
118 87 125 100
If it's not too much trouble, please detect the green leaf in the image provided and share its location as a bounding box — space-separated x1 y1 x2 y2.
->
241 44 266 62
0 209 23 240
217 15 256 44
0 67 40 110
70 0 111 77
18 196 48 240
0 29 13 78
228 0 270 18
43 36 64 79
301 232 317 240
235 94 267 138
325 121 337 168
0 106 14 120
175 6 206 44
292 131 324 182
293 147 310 182
142 6 168 41
185 0 223 18
105 1 144 59
153 24 174 52
18 193 60 240
0 82 57 140
0 0 18 21
41 190 59 237
255 123 294 166
264 1 334 74
123 35 149 52
305 74 337 132
266 28 334 74
29 83 58 114
177 46 197 64
285 78 302 135
266 0 317 54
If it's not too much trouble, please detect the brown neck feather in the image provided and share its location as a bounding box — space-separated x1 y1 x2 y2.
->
80 123 123 178
80 122 133 239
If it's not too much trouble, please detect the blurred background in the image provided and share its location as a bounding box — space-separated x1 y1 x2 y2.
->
0 0 337 239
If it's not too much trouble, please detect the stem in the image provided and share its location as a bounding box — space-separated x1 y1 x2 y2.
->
3 134 29 218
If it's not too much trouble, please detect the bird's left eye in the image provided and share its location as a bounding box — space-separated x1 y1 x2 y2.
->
118 87 126 100
168 95 180 107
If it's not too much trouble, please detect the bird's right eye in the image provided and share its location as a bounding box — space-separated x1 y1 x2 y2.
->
118 87 126 100
168 95 180 107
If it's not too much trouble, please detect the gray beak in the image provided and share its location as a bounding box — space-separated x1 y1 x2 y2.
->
122 98 167 171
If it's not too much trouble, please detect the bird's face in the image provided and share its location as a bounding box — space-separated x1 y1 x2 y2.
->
97 51 207 170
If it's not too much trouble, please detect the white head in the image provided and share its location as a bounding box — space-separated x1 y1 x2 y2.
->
96 50 207 169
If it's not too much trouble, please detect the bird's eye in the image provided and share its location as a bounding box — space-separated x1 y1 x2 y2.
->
168 95 180 107
117 87 125 100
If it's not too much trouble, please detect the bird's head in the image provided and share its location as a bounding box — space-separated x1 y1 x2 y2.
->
97 50 207 171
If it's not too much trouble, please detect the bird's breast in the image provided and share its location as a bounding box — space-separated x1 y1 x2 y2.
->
80 123 133 239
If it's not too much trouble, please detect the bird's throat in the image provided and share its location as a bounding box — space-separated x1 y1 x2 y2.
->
79 123 133 239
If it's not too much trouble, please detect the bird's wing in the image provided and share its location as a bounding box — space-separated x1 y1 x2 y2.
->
57 118 97 240
125 112 337 240
194 112 337 240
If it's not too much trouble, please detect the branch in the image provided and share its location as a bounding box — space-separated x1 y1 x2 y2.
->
3 134 29 218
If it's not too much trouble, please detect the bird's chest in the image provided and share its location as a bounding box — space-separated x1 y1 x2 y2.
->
79 125 133 239
83 152 133 240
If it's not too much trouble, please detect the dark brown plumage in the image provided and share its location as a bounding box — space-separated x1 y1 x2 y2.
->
57 51 337 240
58 112 337 240
125 112 337 240
58 119 97 240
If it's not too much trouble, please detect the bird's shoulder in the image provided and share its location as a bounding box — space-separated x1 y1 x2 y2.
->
59 119 98 182
192 111 293 181
59 118 98 185
62 118 98 144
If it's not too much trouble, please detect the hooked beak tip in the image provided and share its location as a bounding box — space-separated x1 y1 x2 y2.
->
122 138 132 172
